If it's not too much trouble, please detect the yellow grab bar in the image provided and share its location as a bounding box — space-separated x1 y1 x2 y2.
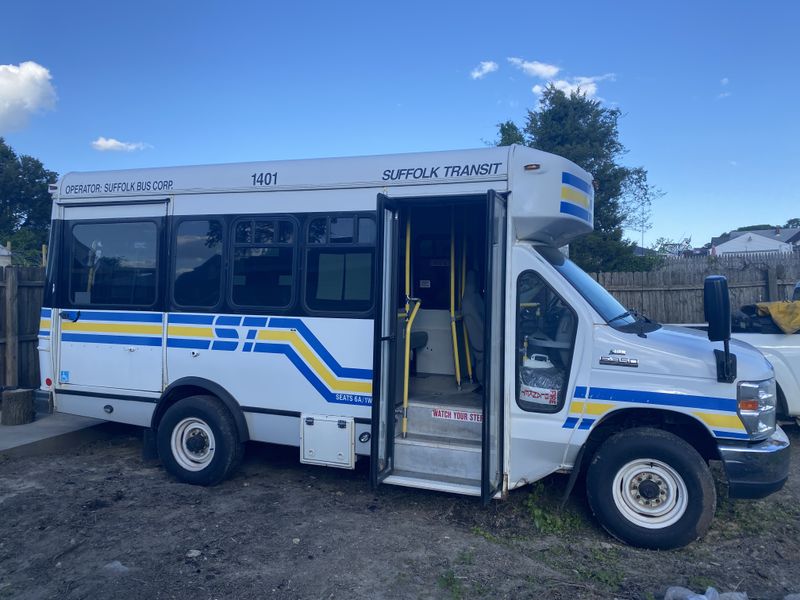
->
449 211 462 389
402 298 421 438
460 229 473 383
404 218 411 314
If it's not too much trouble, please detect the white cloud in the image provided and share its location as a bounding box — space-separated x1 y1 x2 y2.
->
716 78 731 99
470 61 498 80
0 61 57 132
507 57 560 78
532 74 615 99
91 136 151 152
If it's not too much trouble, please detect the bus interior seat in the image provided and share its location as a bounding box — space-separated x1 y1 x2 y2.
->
409 331 428 376
462 270 485 383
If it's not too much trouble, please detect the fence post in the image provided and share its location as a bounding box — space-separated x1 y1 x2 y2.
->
766 266 779 301
4 266 18 389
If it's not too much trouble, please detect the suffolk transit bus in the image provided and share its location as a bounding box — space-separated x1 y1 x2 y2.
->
37 145 789 549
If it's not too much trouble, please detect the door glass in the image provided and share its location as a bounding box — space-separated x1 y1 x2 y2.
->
516 270 577 413
69 221 158 306
483 192 506 502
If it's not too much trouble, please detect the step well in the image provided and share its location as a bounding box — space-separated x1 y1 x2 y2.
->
393 433 481 481
402 396 483 440
383 469 481 496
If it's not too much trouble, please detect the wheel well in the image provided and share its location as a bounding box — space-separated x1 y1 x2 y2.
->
776 384 789 421
152 379 250 442
580 408 720 470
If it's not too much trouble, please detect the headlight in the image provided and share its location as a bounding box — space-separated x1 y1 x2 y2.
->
737 378 777 440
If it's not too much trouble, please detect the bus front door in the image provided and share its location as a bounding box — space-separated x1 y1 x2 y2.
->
371 194 401 486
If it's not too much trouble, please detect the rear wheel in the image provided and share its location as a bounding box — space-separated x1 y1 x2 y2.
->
157 395 244 486
586 427 716 550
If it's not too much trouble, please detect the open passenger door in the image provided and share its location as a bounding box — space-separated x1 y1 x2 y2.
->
371 193 400 487
482 190 507 503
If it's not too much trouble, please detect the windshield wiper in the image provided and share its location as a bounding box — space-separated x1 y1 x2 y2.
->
608 310 635 325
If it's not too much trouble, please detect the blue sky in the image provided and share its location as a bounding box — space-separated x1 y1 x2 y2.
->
2 0 798 247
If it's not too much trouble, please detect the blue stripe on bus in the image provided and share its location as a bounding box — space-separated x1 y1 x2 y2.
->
41 308 52 318
562 417 579 429
269 317 373 380
215 316 242 326
574 385 588 398
243 317 268 328
214 328 239 339
713 430 750 440
168 313 215 324
62 333 162 346
211 340 238 351
167 338 210 349
562 171 592 195
39 330 50 337
559 201 590 222
72 311 163 323
253 341 371 406
577 418 595 430
588 387 738 413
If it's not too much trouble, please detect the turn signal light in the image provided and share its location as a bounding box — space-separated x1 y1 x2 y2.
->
739 399 759 412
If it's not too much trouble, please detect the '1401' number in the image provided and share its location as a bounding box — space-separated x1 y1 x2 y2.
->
251 172 278 186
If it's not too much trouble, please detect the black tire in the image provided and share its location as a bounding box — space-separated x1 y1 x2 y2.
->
586 427 716 550
156 395 244 486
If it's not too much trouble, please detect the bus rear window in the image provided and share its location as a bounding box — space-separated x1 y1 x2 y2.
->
69 221 158 306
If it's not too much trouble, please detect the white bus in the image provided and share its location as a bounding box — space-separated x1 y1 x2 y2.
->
37 145 789 549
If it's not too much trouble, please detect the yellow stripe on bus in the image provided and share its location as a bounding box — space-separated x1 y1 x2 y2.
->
692 411 745 430
167 325 214 338
40 318 51 330
62 321 163 335
569 401 614 416
256 329 372 394
561 185 590 208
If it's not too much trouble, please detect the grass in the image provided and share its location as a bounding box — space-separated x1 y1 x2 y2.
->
437 569 465 600
524 481 584 535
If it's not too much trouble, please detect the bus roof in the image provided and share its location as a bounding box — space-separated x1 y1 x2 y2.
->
55 145 563 201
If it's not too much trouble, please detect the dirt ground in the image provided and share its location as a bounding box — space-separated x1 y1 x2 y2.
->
0 422 798 600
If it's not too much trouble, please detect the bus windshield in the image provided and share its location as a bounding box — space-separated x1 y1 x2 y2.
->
535 246 638 327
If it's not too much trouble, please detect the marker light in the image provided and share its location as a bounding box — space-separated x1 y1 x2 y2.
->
523 163 541 171
736 378 777 440
45 377 52 387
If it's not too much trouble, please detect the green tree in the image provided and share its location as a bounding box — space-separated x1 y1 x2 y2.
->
783 218 800 228
496 85 661 272
0 138 57 265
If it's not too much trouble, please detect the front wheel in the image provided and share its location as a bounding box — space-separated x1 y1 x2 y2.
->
586 427 716 550
156 395 244 486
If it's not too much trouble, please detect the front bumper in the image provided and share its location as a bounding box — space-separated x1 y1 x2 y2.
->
718 427 790 499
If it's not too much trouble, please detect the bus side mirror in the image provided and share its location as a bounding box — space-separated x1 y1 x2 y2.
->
704 275 731 342
704 275 736 383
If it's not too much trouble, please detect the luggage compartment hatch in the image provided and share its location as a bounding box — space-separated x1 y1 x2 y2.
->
300 414 355 469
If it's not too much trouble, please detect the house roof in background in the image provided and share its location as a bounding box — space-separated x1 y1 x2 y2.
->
712 227 800 247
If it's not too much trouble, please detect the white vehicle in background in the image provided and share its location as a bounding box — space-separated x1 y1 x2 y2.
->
37 145 789 550
729 298 800 424
736 332 800 423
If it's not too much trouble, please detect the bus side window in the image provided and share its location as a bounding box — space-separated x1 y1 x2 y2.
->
231 217 296 309
173 219 224 308
304 214 375 314
516 270 577 413
68 221 158 307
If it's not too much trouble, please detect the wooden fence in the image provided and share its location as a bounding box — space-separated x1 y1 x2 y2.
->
0 255 798 389
1 267 45 389
596 253 800 324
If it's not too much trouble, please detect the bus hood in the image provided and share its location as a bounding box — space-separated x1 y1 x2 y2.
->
594 324 774 383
